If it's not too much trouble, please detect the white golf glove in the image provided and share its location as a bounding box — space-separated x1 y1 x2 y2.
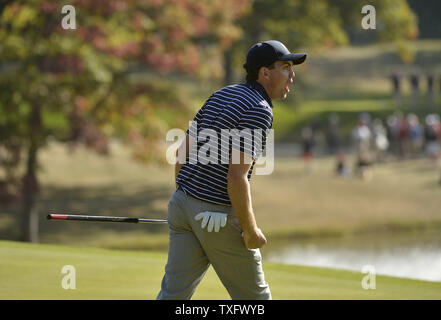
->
194 211 228 232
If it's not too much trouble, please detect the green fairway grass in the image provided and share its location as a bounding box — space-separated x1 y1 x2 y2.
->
1 240 440 300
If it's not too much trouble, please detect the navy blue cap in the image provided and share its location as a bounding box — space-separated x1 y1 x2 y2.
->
243 40 307 74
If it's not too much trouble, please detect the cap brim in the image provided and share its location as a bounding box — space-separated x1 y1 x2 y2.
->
279 53 307 65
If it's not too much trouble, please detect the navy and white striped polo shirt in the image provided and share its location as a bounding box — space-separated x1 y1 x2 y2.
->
176 81 273 206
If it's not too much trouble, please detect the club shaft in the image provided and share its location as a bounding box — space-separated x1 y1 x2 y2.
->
47 214 167 224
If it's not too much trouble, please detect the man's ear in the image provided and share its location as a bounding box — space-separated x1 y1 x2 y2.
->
259 67 269 79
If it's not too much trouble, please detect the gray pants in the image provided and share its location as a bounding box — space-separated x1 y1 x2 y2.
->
157 188 271 300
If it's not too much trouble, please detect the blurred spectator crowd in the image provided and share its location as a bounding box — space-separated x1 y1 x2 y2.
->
298 72 441 182
350 111 440 180
300 111 441 181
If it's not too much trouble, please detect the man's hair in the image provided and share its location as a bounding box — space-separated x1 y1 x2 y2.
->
245 62 275 82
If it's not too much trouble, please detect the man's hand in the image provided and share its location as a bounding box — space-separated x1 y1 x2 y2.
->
195 211 228 232
242 227 267 249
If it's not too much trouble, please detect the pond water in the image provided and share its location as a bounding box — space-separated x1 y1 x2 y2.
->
262 231 441 283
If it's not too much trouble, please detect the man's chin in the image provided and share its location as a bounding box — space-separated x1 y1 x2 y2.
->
273 92 291 100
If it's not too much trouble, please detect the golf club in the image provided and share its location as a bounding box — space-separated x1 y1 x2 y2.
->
47 213 167 224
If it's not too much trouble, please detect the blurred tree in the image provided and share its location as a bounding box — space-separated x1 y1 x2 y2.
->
0 0 250 242
224 0 349 85
224 0 418 85
330 0 418 63
402 0 440 39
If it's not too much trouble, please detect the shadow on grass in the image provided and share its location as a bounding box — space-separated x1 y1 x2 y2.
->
310 46 441 82
303 89 393 101
0 184 172 242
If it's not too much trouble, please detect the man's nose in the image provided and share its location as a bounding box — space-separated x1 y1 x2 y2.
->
290 70 295 80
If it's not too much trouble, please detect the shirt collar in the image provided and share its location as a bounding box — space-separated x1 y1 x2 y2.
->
245 81 273 108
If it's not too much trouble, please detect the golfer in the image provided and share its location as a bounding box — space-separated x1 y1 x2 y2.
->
157 40 306 300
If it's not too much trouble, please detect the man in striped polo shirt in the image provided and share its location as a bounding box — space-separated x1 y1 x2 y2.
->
157 40 306 300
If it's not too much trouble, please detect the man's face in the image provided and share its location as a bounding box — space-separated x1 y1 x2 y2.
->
265 60 295 100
